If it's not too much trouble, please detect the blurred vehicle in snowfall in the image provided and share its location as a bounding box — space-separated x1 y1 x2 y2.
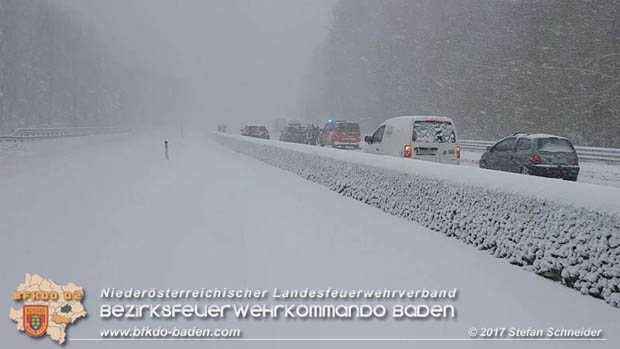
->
279 123 319 145
480 133 579 181
365 116 460 164
240 125 270 139
318 121 361 149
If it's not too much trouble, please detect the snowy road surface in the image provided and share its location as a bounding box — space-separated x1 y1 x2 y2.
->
1 134 618 348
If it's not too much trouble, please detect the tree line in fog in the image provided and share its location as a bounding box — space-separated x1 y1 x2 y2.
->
0 0 176 133
303 0 620 147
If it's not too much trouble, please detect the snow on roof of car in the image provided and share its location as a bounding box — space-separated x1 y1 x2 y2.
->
524 133 569 139
388 115 454 122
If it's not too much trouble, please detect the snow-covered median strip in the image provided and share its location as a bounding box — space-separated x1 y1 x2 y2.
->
214 134 620 308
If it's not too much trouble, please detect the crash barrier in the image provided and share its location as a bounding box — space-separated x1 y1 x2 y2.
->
215 134 620 308
0 127 129 141
460 139 620 163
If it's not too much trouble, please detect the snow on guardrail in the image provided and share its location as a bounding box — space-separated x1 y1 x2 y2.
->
214 133 620 308
0 127 129 142
460 139 620 162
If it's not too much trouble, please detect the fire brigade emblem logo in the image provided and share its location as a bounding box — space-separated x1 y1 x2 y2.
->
23 305 49 337
10 274 87 344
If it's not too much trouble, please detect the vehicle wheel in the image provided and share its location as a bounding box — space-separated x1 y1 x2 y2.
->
520 166 531 175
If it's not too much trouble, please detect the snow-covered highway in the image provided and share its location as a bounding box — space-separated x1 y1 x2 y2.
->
1 134 618 348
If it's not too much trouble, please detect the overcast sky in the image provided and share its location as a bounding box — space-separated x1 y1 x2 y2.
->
60 0 336 129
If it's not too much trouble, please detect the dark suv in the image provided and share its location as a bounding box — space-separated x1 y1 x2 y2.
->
279 123 319 145
480 133 579 181
240 125 269 139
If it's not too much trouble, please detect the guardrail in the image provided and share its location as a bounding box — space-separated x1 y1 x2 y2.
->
460 139 620 162
0 127 129 142
459 139 495 151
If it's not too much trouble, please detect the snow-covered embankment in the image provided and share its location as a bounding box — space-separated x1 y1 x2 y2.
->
214 134 620 308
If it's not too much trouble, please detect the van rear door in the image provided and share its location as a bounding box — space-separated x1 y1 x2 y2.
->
411 120 458 163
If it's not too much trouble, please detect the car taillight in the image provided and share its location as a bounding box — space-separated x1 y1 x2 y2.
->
456 145 461 160
532 154 541 164
404 144 412 158
573 156 579 165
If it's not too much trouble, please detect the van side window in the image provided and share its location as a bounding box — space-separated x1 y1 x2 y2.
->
372 125 386 143
493 138 516 152
516 138 532 151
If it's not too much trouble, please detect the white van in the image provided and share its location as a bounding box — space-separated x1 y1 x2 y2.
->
364 116 460 164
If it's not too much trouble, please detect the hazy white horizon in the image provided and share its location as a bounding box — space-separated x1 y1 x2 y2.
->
60 0 336 130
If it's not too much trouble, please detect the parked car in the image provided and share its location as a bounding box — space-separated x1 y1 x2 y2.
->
279 123 318 145
318 121 361 148
479 133 579 181
364 116 460 164
240 125 269 139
